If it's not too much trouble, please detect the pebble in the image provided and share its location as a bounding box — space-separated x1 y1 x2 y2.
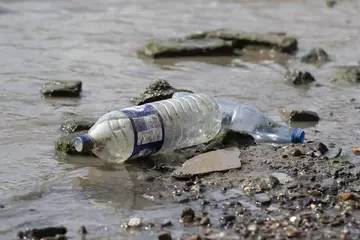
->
160 221 173 228
339 192 353 201
128 217 142 227
254 193 271 204
247 224 257 232
0 204 4 209
158 232 172 240
180 207 195 223
78 225 87 234
220 215 236 227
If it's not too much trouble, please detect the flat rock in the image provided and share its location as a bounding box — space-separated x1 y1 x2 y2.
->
300 48 330 65
331 66 360 84
41 80 82 97
137 38 234 58
130 79 193 105
271 172 294 184
280 109 320 122
254 193 271 204
186 29 298 54
172 147 241 180
284 69 316 85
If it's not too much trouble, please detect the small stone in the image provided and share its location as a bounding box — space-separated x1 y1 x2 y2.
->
0 204 4 209
301 48 330 64
220 215 236 227
326 0 337 8
180 207 195 223
137 174 155 182
339 192 353 201
23 227 67 239
289 216 297 223
158 232 172 240
188 234 202 240
285 225 300 238
41 80 82 97
160 221 173 228
254 193 271 204
78 226 87 234
308 190 322 197
200 216 211 226
284 69 316 85
247 224 258 232
321 178 337 192
128 217 142 227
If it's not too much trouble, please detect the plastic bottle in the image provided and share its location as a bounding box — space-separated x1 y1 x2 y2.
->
173 92 305 144
74 93 222 163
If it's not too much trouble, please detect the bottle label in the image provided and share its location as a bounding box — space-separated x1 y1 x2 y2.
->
121 104 164 159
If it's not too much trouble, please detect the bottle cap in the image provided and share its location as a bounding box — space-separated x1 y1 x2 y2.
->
74 134 94 153
291 128 305 143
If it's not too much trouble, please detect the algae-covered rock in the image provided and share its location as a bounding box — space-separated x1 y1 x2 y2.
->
41 80 82 97
55 131 89 155
130 79 193 105
137 38 234 58
300 48 330 65
186 29 298 54
331 66 360 84
284 69 316 85
61 116 95 133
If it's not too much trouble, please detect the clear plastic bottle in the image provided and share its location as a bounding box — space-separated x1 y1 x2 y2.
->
173 92 305 144
74 93 222 163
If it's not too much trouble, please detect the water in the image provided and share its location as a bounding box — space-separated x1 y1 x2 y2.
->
0 0 360 238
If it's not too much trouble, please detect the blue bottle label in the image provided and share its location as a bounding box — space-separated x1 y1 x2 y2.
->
121 104 164 159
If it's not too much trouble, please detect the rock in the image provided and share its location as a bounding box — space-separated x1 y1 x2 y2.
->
254 193 271 204
22 227 67 239
0 204 4 209
332 66 360 84
339 192 354 201
128 217 142 227
285 225 300 238
160 221 173 228
137 38 234 58
284 69 316 85
172 147 241 180
180 207 195 223
40 80 82 97
280 109 320 122
282 146 305 157
307 141 329 155
187 29 298 54
220 129 255 147
300 48 330 65
158 232 172 240
78 226 87 234
321 178 338 195
271 172 294 184
130 79 193 105
243 174 279 193
55 131 90 155
188 235 202 240
61 116 95 133
325 0 337 8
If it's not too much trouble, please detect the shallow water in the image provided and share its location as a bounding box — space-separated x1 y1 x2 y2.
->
0 0 360 239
